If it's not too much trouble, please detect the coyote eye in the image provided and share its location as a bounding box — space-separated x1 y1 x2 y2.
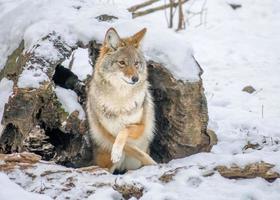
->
118 61 125 66
135 61 139 66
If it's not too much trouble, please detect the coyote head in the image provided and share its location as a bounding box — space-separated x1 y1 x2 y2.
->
95 28 147 86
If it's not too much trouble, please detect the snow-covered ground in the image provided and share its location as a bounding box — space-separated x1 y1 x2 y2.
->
0 78 13 137
0 172 52 200
1 0 280 199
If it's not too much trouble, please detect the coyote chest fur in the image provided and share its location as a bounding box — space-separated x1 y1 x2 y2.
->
86 28 155 172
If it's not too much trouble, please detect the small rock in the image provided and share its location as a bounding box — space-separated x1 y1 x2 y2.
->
242 85 256 94
95 14 118 22
113 182 144 200
159 167 186 183
228 3 242 10
187 177 202 188
242 142 261 151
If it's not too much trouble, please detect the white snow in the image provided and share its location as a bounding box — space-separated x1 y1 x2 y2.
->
0 173 52 200
62 48 92 81
1 0 280 199
18 66 49 88
33 40 63 63
0 78 13 136
143 29 200 81
186 0 280 170
54 86 85 119
88 187 121 200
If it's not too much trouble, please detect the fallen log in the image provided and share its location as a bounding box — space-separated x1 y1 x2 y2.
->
0 32 216 167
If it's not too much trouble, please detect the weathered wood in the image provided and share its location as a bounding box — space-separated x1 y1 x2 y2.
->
128 0 160 12
148 61 216 163
0 33 92 168
113 182 144 200
0 152 41 172
132 0 189 18
216 162 280 181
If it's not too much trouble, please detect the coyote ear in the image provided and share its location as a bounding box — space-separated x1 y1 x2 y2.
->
131 28 147 48
104 28 121 50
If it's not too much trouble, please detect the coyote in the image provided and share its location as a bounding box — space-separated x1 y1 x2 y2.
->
86 27 156 172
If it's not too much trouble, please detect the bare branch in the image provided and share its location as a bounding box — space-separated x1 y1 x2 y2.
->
132 0 189 19
128 0 160 12
176 0 185 31
169 0 175 28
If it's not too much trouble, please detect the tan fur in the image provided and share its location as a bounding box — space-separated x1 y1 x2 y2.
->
123 28 147 48
87 27 156 172
122 66 137 78
93 117 156 166
95 149 113 169
126 123 145 139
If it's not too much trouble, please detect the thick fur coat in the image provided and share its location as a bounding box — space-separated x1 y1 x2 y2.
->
86 28 155 172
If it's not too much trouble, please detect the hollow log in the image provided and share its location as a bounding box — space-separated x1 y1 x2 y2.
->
0 32 216 167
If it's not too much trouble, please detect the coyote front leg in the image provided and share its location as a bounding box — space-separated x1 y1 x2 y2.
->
95 118 156 166
111 123 156 165
111 128 129 163
111 123 145 163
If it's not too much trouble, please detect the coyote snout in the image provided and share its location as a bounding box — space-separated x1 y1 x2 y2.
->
121 64 140 85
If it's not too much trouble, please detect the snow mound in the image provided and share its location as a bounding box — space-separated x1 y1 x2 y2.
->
54 86 85 120
0 78 13 136
0 173 52 200
62 48 92 81
18 67 49 88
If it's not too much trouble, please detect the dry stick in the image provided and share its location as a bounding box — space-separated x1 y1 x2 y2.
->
164 0 177 28
262 104 264 118
164 0 169 27
132 0 189 18
128 0 160 12
176 0 185 31
169 0 175 28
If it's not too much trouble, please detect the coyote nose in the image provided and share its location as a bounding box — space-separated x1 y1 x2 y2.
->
131 76 139 83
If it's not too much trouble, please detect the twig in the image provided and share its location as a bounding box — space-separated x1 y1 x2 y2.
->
185 0 208 27
262 104 264 118
164 0 170 27
176 0 185 31
128 0 160 12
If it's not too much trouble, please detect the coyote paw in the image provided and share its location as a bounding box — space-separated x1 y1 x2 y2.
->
111 145 123 163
